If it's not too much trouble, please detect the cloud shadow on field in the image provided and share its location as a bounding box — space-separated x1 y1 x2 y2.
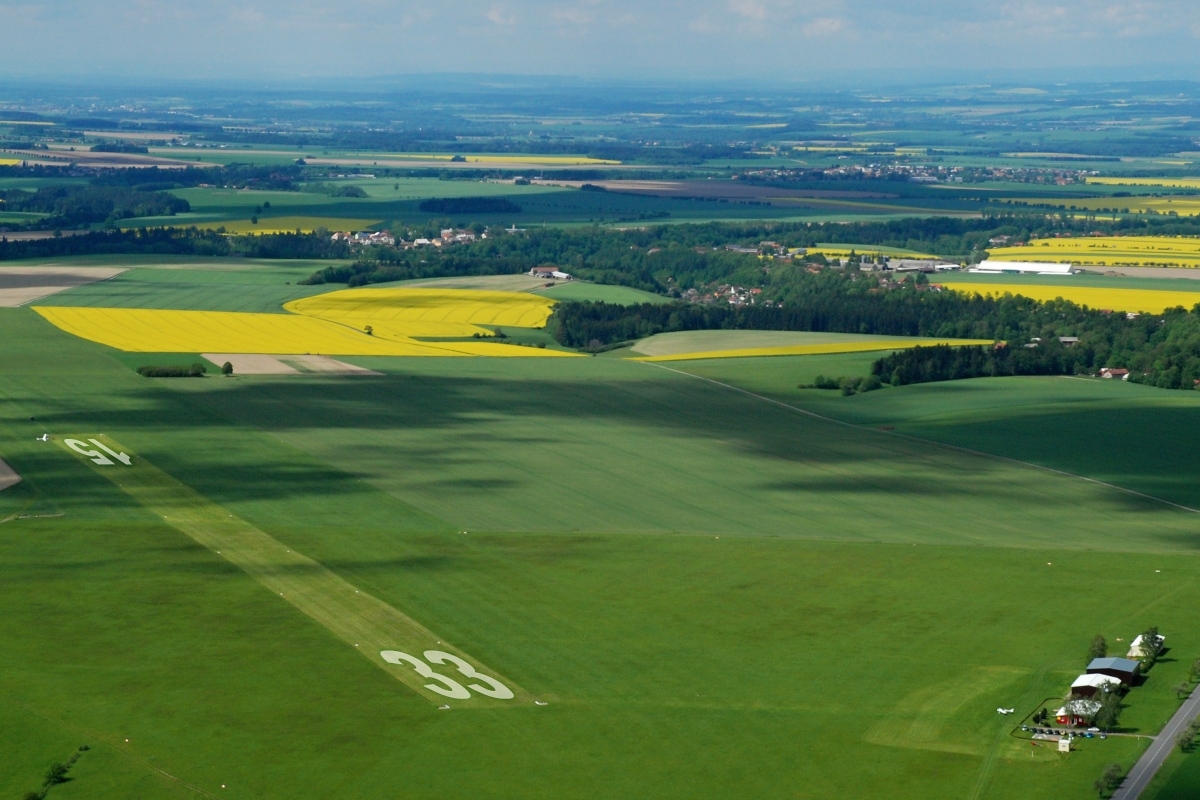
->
108 369 1200 512
10 357 1200 552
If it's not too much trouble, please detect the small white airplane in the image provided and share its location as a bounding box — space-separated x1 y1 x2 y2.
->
36 434 49 442
997 708 1015 715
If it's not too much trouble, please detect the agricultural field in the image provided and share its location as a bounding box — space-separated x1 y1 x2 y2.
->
1088 178 1200 190
34 288 571 357
940 282 1200 313
108 175 991 232
532 281 670 305
808 243 938 260
627 330 991 361
996 196 1200 218
988 237 1200 268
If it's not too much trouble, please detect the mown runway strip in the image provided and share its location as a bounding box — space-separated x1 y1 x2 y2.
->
57 434 528 708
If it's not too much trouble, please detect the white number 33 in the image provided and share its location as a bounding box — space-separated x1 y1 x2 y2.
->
380 650 514 700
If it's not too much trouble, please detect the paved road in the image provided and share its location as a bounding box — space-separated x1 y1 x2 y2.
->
1112 689 1200 800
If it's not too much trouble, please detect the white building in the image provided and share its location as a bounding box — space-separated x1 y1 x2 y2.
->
1128 633 1165 659
1070 673 1121 697
969 260 1075 275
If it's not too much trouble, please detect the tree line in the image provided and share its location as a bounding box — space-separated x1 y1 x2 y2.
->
548 272 1200 390
0 228 350 261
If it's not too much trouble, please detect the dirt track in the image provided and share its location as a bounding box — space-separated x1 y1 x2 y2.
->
0 267 126 306
0 458 20 492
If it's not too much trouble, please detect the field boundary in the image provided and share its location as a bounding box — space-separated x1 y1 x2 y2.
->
646 363 1200 516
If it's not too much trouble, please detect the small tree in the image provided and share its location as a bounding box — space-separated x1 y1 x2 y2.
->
1089 634 1108 660
1095 763 1123 797
1192 658 1200 681
1139 626 1163 665
221 361 233 376
44 761 68 785
1174 681 1192 700
1094 687 1123 732
1179 725 1196 752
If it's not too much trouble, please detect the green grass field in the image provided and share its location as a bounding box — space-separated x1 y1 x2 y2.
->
3 264 1200 799
533 281 669 304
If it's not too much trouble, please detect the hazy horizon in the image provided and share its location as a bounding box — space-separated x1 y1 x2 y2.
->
3 1 1200 84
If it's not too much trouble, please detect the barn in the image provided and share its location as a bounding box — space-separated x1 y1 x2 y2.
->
1087 657 1140 684
1071 673 1121 697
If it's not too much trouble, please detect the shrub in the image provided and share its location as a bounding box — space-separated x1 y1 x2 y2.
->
1094 763 1123 796
44 762 68 785
137 363 207 378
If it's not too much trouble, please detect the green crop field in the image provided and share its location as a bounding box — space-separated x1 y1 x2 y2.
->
533 281 670 304
2 264 1200 799
42 266 333 312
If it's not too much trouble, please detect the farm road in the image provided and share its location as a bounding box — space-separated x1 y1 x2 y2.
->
1111 687 1200 800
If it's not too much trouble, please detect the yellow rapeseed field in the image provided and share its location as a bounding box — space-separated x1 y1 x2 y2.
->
287 288 555 336
0 158 20 167
34 288 573 358
989 236 1200 268
1087 177 1200 190
635 339 992 363
940 283 1200 313
185 217 384 235
807 246 938 260
998 196 1200 218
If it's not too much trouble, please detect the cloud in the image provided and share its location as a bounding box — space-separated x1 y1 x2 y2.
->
802 16 844 36
486 5 515 25
552 5 596 26
729 0 767 21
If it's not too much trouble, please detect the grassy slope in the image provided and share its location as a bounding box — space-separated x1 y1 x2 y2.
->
532 281 670 305
3 306 1200 799
630 329 938 356
36 267 334 313
671 357 1200 511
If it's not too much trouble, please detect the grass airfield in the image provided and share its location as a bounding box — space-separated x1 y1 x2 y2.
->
2 265 1200 798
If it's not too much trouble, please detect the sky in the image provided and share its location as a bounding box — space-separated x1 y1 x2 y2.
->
3 0 1200 83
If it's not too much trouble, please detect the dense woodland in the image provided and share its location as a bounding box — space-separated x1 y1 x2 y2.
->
0 228 349 260
0 185 188 229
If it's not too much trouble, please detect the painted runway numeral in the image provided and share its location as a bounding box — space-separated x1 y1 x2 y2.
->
65 438 132 466
380 650 513 700
424 650 516 699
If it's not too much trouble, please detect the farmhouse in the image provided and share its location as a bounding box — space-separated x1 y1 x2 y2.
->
1071 673 1122 697
1087 657 1140 684
1055 699 1102 727
529 266 571 280
1100 368 1130 380
1128 633 1165 659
